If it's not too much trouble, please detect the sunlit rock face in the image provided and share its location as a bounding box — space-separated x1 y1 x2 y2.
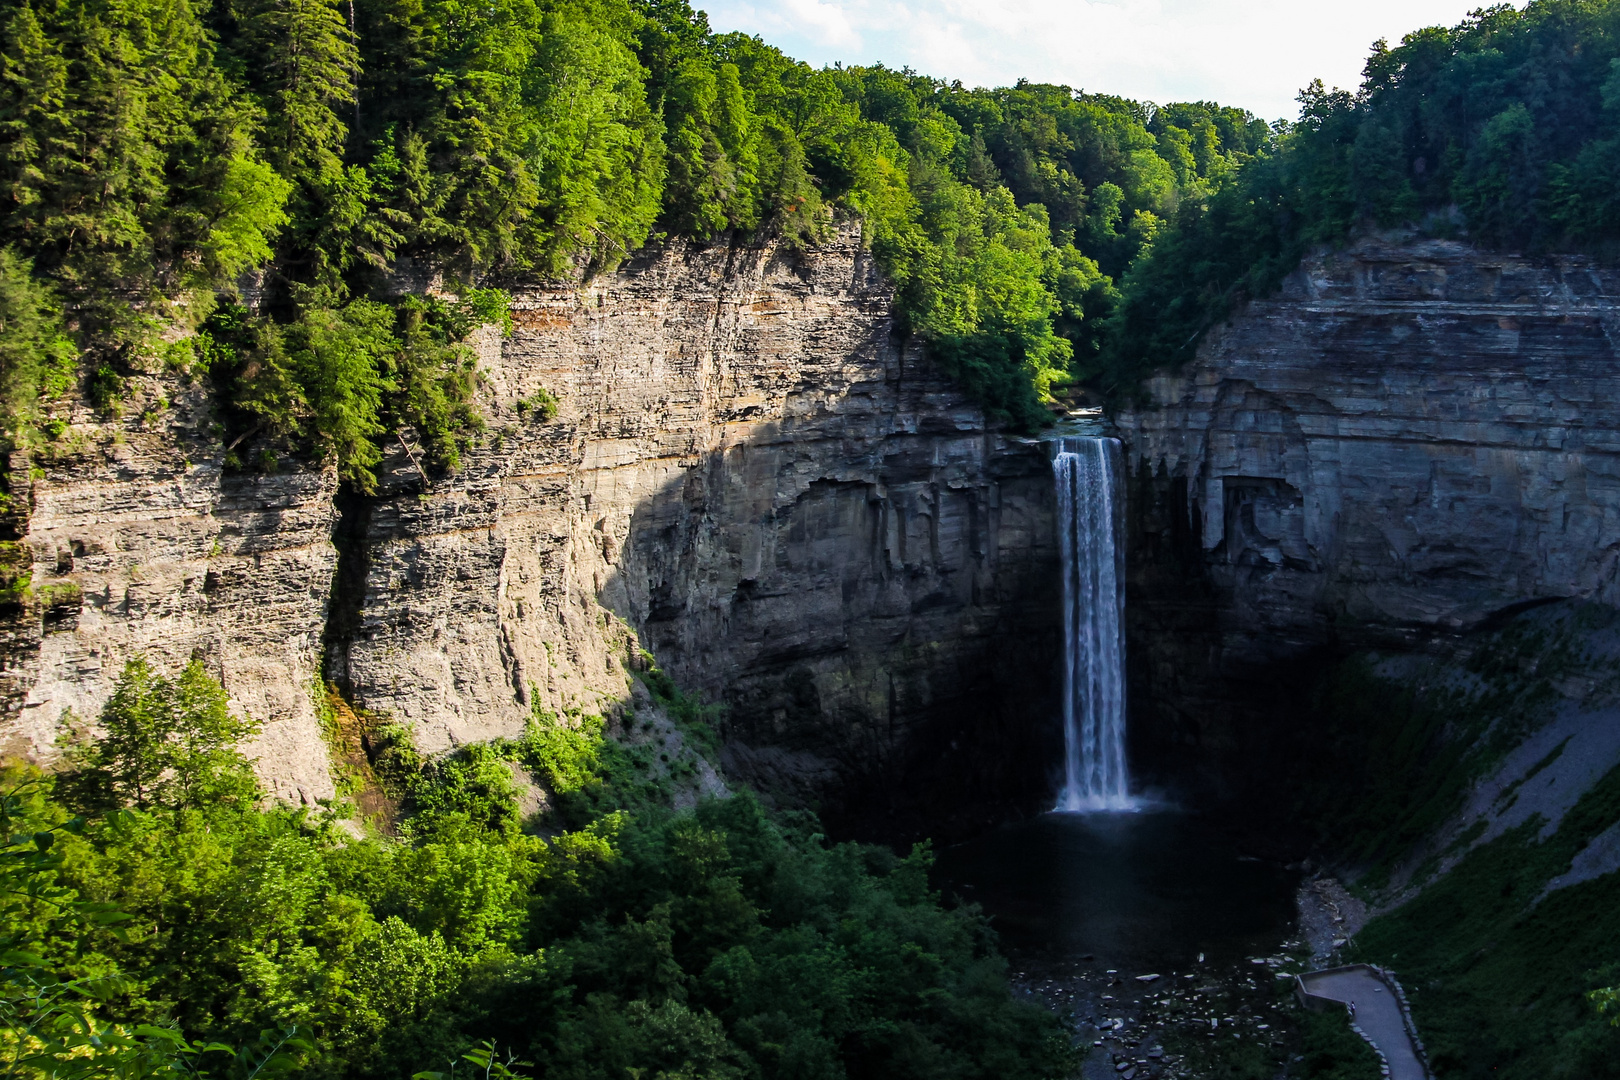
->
1116 235 1620 798
0 225 1061 835
489 225 1063 836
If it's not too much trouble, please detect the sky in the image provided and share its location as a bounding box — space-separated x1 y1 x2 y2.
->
698 0 1498 122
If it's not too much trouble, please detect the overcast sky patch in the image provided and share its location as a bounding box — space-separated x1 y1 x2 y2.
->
701 0 1495 121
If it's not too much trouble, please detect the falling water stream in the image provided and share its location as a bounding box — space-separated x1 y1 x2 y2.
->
1053 436 1131 812
931 432 1303 1074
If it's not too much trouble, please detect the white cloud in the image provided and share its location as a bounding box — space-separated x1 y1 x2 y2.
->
779 0 862 48
699 0 1494 120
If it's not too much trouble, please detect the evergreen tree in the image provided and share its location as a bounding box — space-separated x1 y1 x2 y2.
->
61 656 260 811
0 4 70 237
663 59 731 237
404 0 543 275
236 0 359 185
0 246 73 453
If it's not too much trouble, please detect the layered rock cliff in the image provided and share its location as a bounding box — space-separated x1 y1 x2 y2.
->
1115 234 1620 797
0 226 1061 834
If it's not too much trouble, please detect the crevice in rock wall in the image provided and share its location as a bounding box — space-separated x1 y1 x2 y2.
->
322 485 375 700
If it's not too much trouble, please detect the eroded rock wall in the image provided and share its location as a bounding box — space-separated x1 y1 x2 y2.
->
339 228 1061 834
1 226 1061 833
1115 235 1620 797
1 393 341 805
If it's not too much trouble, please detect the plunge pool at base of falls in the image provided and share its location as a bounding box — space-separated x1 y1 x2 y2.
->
1005 437 1332 1077
932 809 1313 1078
932 807 1299 973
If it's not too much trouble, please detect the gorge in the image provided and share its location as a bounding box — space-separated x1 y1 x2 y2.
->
7 221 1620 1079
6 1 1620 1073
16 230 1620 839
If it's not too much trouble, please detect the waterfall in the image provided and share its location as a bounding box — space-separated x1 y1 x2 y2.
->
1053 436 1132 812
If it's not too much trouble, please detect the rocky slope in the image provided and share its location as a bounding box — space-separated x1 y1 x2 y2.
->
1115 234 1620 797
0 226 1061 833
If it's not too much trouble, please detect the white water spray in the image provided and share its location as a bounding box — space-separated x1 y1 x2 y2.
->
1053 436 1132 812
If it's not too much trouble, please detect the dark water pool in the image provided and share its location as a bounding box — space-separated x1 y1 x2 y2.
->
931 809 1299 973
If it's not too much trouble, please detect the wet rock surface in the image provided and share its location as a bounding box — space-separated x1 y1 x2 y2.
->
1297 876 1369 962
1010 947 1322 1079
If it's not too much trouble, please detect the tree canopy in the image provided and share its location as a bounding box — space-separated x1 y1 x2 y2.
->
0 656 1076 1080
1100 0 1620 396
0 0 1273 477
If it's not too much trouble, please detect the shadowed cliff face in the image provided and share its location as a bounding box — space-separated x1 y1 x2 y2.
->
502 228 1063 839
603 386 1060 840
0 225 1062 837
1115 236 1620 802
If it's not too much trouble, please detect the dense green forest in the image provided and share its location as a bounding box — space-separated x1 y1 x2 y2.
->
3 0 1620 481
1102 0 1620 394
1 657 1074 1078
0 0 1268 486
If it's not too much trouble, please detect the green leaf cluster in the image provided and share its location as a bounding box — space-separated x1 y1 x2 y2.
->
5 655 1073 1079
0 247 73 451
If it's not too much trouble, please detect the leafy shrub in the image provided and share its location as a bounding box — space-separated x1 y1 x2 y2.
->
0 775 317 1080
5 656 1074 1079
57 657 260 812
0 248 74 446
515 389 558 422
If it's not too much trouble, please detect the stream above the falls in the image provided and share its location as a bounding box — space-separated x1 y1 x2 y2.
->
931 808 1299 973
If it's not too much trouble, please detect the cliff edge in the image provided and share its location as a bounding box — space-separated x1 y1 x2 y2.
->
1117 233 1620 797
0 226 1061 835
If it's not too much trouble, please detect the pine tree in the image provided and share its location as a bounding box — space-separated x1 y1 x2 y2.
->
0 4 71 240
287 297 395 489
713 62 758 227
662 58 763 238
0 246 74 440
236 0 359 184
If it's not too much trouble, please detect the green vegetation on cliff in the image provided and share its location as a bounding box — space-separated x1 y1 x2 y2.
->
0 656 1074 1079
1102 0 1620 394
1291 606 1620 1078
0 0 1269 476
1353 785 1620 1078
